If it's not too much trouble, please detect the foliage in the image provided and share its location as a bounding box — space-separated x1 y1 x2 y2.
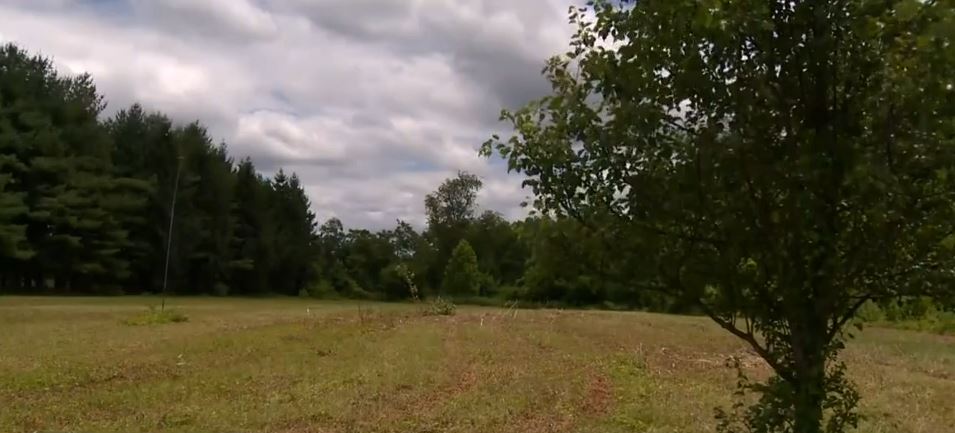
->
717 358 860 433
122 306 188 326
441 240 482 296
852 301 885 323
855 297 955 334
483 1 955 432
423 172 483 288
424 296 456 316
0 44 318 296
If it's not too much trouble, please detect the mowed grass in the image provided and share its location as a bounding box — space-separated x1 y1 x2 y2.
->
1 297 953 433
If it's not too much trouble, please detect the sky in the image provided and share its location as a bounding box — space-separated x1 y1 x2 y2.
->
0 0 577 229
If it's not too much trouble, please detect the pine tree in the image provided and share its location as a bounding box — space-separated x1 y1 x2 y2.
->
0 44 135 292
270 171 318 295
105 105 170 292
231 158 275 295
0 155 32 286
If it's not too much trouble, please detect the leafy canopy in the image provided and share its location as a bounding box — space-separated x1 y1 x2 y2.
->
484 1 955 432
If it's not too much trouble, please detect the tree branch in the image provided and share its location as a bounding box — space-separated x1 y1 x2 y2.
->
696 301 795 383
826 295 872 341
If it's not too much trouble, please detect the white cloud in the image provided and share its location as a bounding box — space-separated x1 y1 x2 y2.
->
0 0 576 229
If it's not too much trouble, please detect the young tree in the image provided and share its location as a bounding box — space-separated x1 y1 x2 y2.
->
484 2 955 432
441 240 482 296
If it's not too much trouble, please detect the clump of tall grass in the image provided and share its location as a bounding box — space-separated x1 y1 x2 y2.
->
123 306 188 326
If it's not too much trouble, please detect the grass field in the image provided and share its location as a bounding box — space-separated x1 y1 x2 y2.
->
1 297 953 433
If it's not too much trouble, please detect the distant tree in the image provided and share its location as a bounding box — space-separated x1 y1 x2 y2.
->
230 158 276 295
424 172 483 228
105 105 171 292
465 210 527 291
314 218 353 293
484 2 955 433
424 172 483 288
388 219 433 293
1 43 322 295
342 229 394 294
179 124 236 295
441 240 482 296
270 170 318 296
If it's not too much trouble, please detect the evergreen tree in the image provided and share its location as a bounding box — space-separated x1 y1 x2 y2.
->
441 240 481 296
231 158 276 295
105 105 172 292
0 156 32 290
270 171 318 295
0 43 135 292
1 44 323 295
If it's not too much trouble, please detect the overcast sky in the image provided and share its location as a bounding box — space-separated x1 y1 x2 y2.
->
0 0 576 229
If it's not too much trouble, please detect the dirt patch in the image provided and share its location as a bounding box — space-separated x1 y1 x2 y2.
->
647 346 769 376
513 411 575 433
583 373 612 416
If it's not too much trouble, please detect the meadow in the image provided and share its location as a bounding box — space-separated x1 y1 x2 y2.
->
1 297 952 433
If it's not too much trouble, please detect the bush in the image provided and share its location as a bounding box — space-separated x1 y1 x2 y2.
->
442 240 482 295
123 306 188 326
302 279 336 298
854 297 955 335
497 285 527 301
379 264 409 300
854 300 885 323
477 272 497 296
344 283 376 300
424 297 456 316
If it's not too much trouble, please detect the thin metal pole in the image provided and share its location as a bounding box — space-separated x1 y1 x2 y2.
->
161 156 184 312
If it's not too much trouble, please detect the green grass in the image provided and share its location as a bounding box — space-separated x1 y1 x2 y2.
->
122 305 190 326
1 297 953 433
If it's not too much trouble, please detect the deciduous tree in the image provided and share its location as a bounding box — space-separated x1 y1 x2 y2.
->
484 1 955 432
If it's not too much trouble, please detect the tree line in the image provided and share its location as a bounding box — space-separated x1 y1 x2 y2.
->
308 171 668 308
0 42 654 308
0 44 316 296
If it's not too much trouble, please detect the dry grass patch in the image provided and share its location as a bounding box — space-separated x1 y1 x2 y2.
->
0 297 952 433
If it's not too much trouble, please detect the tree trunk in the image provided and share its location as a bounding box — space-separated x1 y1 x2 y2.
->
791 313 828 433
793 360 826 433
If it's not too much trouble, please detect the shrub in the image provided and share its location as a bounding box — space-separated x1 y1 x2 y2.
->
344 283 376 300
302 279 335 298
477 272 497 296
441 240 481 295
424 297 456 316
854 297 955 335
497 285 526 301
854 300 885 323
379 264 409 300
123 306 188 326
